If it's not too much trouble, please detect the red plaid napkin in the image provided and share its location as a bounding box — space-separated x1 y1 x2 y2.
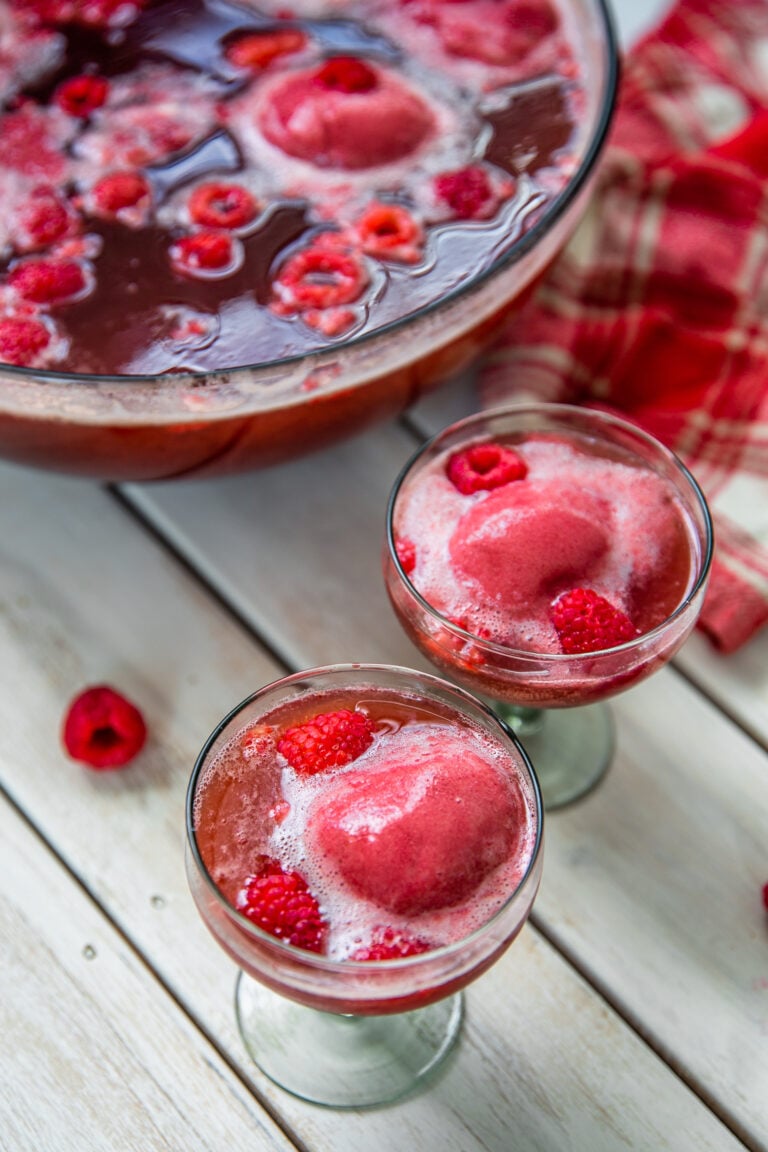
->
480 0 768 653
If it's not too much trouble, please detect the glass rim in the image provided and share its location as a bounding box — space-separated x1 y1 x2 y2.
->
185 661 544 973
0 0 619 386
386 401 715 662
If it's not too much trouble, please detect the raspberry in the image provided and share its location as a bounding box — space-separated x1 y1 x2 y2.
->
170 231 238 274
90 170 150 214
54 74 109 117
354 202 422 262
762 882 768 911
446 441 527 494
188 182 258 230
240 724 274 759
314 56 377 93
551 589 640 655
351 928 432 961
0 316 51 365
225 28 307 70
275 247 368 311
395 537 417 574
278 708 375 776
434 166 493 219
9 258 86 304
236 857 328 952
62 685 147 769
18 188 71 249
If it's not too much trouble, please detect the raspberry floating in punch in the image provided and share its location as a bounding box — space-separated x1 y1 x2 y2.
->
0 0 618 480
186 664 542 1106
384 403 713 809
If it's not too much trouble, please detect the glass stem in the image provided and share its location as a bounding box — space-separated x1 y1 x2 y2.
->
488 702 546 739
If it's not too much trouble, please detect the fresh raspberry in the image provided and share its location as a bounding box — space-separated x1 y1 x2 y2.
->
395 537 417 574
351 928 432 961
236 856 328 952
354 202 422 262
54 74 109 117
314 56 377 93
188 182 258 230
9 258 86 304
17 188 72 249
0 316 51 365
446 441 528 494
170 231 238 274
224 27 307 70
62 685 147 769
274 247 368 311
434 166 493 219
763 882 768 912
551 589 640 655
277 708 375 776
90 170 150 214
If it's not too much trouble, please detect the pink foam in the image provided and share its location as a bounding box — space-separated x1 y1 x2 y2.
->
306 735 524 916
449 479 610 609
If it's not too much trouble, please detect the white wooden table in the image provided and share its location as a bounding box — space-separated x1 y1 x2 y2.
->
4 2 768 1149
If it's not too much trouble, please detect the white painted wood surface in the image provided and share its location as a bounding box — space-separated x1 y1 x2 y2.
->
0 461 751 1152
0 790 294 1152
4 3 766 1149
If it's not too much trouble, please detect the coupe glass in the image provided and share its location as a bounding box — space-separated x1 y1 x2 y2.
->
186 664 543 1108
384 404 713 809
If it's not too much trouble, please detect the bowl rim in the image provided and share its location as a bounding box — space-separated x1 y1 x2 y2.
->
0 0 620 386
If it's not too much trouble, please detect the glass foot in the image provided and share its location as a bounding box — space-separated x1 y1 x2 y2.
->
491 701 615 810
235 973 463 1107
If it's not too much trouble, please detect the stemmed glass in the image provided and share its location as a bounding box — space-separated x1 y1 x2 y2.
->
186 663 543 1108
384 404 713 809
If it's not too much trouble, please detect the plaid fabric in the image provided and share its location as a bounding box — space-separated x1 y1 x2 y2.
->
480 0 768 653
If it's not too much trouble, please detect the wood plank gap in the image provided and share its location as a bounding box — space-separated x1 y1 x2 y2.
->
529 908 757 1152
670 662 768 757
0 771 313 1152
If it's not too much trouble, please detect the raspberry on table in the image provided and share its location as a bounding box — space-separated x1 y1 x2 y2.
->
351 927 432 961
62 684 147 769
0 316 52 366
54 74 109 117
551 588 640 655
224 28 307 71
236 857 328 953
278 708 375 775
434 165 494 219
9 257 87 304
446 441 528 494
314 56 378 94
188 183 259 230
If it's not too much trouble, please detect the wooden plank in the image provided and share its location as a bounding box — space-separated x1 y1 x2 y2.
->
0 791 295 1152
122 423 768 1146
0 461 747 1151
